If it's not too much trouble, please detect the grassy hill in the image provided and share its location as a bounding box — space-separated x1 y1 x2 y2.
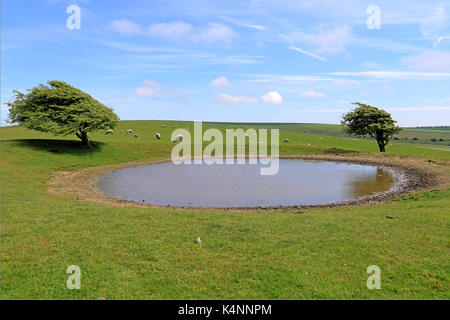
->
217 122 450 147
1 120 449 299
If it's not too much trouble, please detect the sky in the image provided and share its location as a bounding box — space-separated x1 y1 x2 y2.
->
1 0 450 127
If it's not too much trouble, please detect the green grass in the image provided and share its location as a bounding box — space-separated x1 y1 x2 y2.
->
1 120 449 299
223 122 450 147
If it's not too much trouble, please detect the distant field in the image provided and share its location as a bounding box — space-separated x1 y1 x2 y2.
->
215 122 450 146
1 120 449 299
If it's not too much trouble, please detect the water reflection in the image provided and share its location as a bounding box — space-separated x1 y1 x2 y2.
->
349 167 395 198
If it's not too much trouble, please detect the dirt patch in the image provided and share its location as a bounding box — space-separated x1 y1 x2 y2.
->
47 154 450 211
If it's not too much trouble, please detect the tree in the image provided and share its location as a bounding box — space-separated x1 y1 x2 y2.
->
341 102 402 152
7 81 120 147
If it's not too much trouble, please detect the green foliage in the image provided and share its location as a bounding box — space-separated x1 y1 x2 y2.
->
341 102 402 152
7 81 120 146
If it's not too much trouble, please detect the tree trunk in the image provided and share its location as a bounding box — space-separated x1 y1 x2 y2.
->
377 140 386 152
76 130 91 147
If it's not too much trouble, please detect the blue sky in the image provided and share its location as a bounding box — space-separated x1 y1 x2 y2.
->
2 0 450 126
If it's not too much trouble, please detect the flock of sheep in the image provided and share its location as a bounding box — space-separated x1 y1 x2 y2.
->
105 124 292 144
104 125 183 142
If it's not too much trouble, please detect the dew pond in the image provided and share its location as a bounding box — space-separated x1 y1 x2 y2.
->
95 159 398 208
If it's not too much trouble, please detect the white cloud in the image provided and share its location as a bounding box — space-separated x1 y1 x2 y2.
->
361 61 383 69
147 22 193 39
299 90 326 98
420 6 448 38
438 97 450 104
191 23 237 45
388 106 450 111
108 20 237 45
262 91 283 104
332 79 361 87
282 24 352 56
210 76 231 88
328 71 450 79
289 46 326 61
108 19 143 34
214 93 257 104
219 16 266 31
313 25 352 55
136 86 162 95
136 80 178 96
401 51 450 71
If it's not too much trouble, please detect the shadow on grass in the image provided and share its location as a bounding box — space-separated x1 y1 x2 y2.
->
9 139 105 155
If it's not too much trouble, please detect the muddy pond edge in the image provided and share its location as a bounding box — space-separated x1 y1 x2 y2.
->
47 154 450 212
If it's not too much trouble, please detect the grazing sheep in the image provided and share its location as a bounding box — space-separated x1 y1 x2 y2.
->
283 139 289 143
120 129 124 133
172 134 183 143
126 129 132 135
155 133 161 139
105 129 113 135
160 124 167 128
134 133 139 138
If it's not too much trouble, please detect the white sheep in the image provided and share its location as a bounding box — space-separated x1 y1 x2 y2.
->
126 129 133 135
105 129 113 135
155 133 161 139
172 134 183 143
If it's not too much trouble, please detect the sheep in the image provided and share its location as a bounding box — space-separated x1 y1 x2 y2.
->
155 133 161 140
172 134 183 143
160 124 167 128
283 139 289 143
126 129 133 135
134 133 139 138
120 129 124 134
105 129 113 135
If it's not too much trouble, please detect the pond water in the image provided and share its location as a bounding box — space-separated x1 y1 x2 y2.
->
94 159 397 208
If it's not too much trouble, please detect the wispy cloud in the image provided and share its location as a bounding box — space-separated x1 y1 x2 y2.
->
289 46 326 61
387 106 450 111
214 93 257 104
281 24 352 56
107 20 238 45
401 51 450 71
210 76 231 88
299 90 326 98
136 80 179 96
219 16 266 31
328 71 450 79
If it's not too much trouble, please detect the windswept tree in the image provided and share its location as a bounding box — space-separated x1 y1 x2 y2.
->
341 102 402 152
7 81 120 147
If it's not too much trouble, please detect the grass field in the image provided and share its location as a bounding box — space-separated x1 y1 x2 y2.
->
221 122 450 147
1 120 449 299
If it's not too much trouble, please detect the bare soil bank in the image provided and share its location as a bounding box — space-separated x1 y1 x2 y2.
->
47 154 450 211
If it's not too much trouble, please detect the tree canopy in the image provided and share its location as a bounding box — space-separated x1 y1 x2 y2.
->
7 81 120 146
341 102 402 152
